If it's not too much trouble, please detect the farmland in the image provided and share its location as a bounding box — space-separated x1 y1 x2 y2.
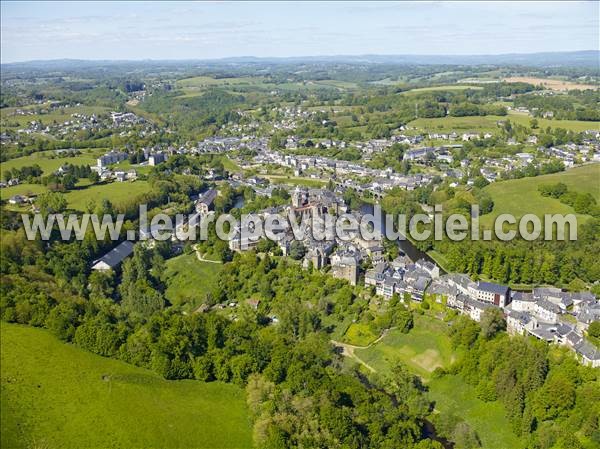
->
400 85 484 95
1 179 151 210
0 323 253 449
480 163 600 227
408 113 600 134
0 105 111 129
502 76 598 92
1 149 103 177
64 179 151 210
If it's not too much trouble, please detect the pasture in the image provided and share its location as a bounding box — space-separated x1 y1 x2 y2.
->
480 163 600 228
408 113 600 133
0 323 253 449
64 180 151 211
401 85 484 95
506 110 600 133
1 149 103 178
1 105 110 128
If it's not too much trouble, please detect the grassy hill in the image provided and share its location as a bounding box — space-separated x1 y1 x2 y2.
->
1 323 253 449
480 163 600 228
1 149 104 177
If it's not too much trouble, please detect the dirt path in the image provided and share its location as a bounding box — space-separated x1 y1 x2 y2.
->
192 245 222 264
331 329 391 373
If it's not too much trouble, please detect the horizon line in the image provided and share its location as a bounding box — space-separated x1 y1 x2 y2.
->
2 49 599 66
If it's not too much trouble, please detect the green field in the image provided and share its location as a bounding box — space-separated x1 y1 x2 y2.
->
356 314 456 380
1 106 110 129
507 111 600 133
428 376 525 449
409 115 505 133
1 180 151 211
1 149 103 178
164 253 223 308
265 175 327 188
401 85 484 95
1 323 253 449
409 113 600 133
354 314 524 448
177 76 266 88
64 180 151 211
480 163 600 227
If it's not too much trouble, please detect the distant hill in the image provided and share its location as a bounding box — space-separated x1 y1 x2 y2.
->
2 50 599 69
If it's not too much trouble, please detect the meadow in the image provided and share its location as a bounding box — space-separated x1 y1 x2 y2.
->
164 253 223 308
428 375 526 449
0 105 111 128
175 75 358 98
1 149 103 177
355 314 456 380
1 323 253 449
353 314 524 448
342 322 379 346
400 85 484 95
64 179 151 211
408 113 600 133
506 110 600 132
480 163 600 227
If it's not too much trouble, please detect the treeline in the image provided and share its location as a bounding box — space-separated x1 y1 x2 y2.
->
381 183 600 287
435 218 600 287
539 182 599 216
440 315 600 449
514 90 600 121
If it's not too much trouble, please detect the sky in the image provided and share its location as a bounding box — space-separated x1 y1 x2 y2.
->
1 1 598 63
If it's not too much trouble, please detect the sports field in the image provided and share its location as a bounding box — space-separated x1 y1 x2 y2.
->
1 323 253 449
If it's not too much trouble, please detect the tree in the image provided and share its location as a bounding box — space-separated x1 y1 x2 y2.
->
453 422 481 449
480 308 506 339
588 321 600 339
37 191 67 217
289 241 306 260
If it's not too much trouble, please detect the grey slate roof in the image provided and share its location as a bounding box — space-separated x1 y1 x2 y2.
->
94 241 135 268
478 281 509 296
198 189 217 206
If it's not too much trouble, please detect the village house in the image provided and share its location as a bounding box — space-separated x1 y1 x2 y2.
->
196 189 217 214
91 241 135 271
330 248 360 286
468 281 511 307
